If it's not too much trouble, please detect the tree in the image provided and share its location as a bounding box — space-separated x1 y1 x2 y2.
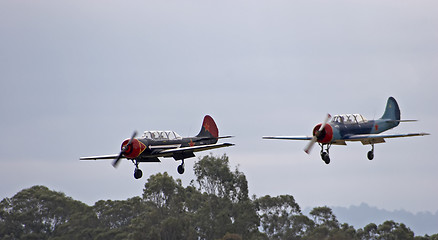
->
357 223 378 240
194 154 244 200
50 209 102 240
376 220 414 240
128 172 196 240
1 155 437 239
93 197 142 229
309 206 339 229
0 185 98 240
254 194 307 239
193 154 260 239
89 197 144 240
305 206 357 240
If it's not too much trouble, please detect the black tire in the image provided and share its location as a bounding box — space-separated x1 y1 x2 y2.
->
324 155 330 164
177 165 185 174
321 152 330 164
134 169 143 179
367 151 374 160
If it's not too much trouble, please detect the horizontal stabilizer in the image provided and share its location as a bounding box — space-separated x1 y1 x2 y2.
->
197 135 234 141
217 135 234 139
385 119 418 123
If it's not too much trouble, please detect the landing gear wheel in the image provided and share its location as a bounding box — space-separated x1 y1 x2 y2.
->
321 152 330 164
319 143 332 164
134 168 143 179
368 144 375 160
367 151 374 160
177 164 185 174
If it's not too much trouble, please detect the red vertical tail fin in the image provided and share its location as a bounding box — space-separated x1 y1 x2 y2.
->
196 115 219 138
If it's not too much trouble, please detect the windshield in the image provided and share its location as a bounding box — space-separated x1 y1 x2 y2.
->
142 131 182 140
331 114 368 124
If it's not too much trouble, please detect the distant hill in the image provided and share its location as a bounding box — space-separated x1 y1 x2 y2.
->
328 203 438 236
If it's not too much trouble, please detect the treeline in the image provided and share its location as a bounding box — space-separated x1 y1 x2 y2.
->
1 155 437 240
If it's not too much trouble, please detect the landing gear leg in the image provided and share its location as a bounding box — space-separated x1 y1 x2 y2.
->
320 143 331 164
132 160 143 179
177 159 185 174
367 144 374 160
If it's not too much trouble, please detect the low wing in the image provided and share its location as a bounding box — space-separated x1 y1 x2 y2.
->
80 154 121 160
80 143 234 161
262 136 312 140
344 132 430 145
157 142 234 157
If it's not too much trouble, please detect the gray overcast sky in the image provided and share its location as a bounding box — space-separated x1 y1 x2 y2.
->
1 0 437 214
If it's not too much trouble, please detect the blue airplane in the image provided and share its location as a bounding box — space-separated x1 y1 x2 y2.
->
263 97 429 164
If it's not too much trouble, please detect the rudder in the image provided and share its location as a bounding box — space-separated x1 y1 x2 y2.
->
380 97 401 123
196 115 219 138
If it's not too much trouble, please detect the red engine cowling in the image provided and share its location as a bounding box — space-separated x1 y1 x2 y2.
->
121 139 146 159
312 123 334 144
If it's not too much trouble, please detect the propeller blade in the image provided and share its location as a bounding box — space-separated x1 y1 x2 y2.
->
112 131 137 168
112 152 124 168
304 114 331 154
304 136 317 154
319 113 332 132
126 131 138 146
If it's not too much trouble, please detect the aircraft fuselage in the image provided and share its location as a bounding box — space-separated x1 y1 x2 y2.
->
125 136 218 162
315 118 399 145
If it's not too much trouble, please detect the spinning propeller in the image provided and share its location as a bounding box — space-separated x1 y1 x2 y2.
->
304 114 331 154
112 131 137 167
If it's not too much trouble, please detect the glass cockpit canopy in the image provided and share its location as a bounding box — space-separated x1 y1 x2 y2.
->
142 131 182 140
331 114 368 124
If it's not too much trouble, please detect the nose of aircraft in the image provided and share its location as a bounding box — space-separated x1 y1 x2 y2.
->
312 123 333 144
112 131 137 167
304 114 332 154
121 138 146 159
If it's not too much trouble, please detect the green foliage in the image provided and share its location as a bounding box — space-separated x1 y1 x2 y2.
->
356 221 416 240
194 154 249 202
192 154 259 239
255 194 308 239
376 220 414 240
0 155 436 240
130 172 196 239
0 185 97 240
